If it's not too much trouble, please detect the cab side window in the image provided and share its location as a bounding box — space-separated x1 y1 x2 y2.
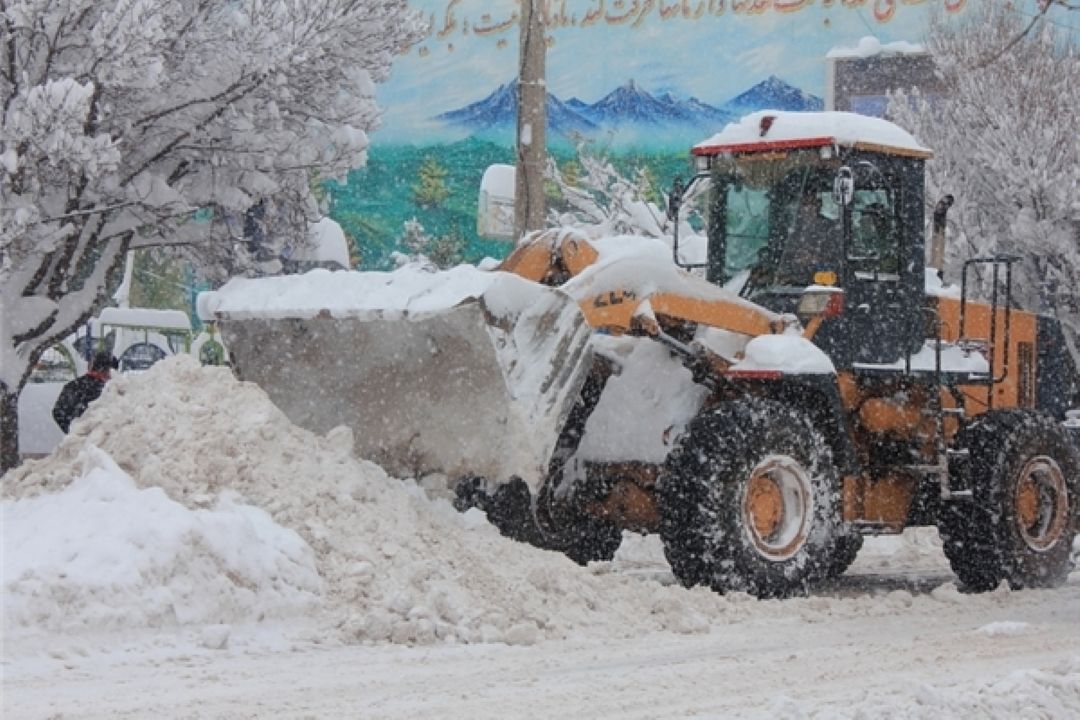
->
851 189 900 274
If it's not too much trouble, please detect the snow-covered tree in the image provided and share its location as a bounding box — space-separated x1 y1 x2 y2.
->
544 143 707 269
889 2 1079 356
0 0 424 469
545 144 670 238
394 218 466 270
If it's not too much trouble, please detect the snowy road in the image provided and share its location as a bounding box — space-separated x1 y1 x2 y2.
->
6 544 1079 720
4 362 1078 718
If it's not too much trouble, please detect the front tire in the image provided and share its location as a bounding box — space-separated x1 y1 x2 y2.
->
939 411 1077 591
535 481 623 566
658 398 843 598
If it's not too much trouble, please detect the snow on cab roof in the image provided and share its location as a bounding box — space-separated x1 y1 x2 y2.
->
693 110 932 159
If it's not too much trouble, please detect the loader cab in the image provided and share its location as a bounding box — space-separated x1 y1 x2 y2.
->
692 112 931 367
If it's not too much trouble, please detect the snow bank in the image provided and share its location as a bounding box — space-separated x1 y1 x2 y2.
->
4 357 732 645
3 447 320 634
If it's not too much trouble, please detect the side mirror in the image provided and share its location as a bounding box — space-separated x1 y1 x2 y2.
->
667 176 684 221
833 167 854 207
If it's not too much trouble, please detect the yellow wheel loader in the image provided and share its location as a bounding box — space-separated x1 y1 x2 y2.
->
203 111 1079 598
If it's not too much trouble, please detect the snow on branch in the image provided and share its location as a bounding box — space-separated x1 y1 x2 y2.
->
0 0 426 398
888 1 1080 358
544 140 673 239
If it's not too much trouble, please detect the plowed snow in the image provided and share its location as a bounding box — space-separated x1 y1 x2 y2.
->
7 357 732 644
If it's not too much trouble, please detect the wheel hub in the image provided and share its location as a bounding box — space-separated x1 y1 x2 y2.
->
1014 456 1069 552
747 474 784 539
742 456 812 561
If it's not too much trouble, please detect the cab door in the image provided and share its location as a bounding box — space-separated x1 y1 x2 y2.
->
839 162 922 366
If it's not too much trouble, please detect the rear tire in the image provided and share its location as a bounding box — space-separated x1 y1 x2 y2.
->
658 398 842 598
939 411 1077 591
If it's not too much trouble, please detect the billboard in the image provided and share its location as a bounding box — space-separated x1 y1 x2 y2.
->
327 0 968 267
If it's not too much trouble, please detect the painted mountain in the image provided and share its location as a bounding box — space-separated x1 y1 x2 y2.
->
584 80 701 124
435 80 598 136
435 76 821 148
721 75 825 116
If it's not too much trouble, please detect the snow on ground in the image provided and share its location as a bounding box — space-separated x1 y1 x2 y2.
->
3 448 320 634
2 356 745 646
3 357 1079 718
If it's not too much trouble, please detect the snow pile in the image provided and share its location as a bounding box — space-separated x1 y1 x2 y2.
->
730 332 836 375
561 234 783 327
3 356 732 645
3 447 320 635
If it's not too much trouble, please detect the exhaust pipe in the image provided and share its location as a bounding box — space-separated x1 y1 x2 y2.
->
929 194 954 278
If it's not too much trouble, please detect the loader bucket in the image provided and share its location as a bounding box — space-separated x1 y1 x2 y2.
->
201 268 593 492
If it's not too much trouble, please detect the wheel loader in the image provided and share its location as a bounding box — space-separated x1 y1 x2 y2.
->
202 111 1079 599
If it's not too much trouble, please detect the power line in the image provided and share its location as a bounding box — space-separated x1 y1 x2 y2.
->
1005 1 1080 34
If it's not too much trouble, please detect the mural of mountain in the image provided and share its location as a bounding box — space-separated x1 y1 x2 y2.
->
584 80 697 124
656 92 735 125
435 77 816 139
721 75 824 115
435 81 597 135
565 97 591 113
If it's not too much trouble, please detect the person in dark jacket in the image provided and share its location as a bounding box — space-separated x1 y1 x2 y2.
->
52 351 116 433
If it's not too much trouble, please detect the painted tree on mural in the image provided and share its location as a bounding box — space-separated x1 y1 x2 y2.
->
412 157 451 209
396 218 466 269
0 0 424 470
888 1 1080 357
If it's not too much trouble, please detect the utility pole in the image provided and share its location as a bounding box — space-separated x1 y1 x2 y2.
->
514 0 546 240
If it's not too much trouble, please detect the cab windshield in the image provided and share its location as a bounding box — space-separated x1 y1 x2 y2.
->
707 150 902 296
709 149 841 292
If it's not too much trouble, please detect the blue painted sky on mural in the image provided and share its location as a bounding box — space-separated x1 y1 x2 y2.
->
373 0 969 143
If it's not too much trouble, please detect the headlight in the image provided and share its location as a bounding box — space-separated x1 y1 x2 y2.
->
797 289 844 318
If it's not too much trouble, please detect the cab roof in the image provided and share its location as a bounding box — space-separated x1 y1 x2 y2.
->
693 110 933 159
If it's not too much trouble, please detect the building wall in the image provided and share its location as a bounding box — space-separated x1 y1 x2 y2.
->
831 53 943 116
328 0 970 268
